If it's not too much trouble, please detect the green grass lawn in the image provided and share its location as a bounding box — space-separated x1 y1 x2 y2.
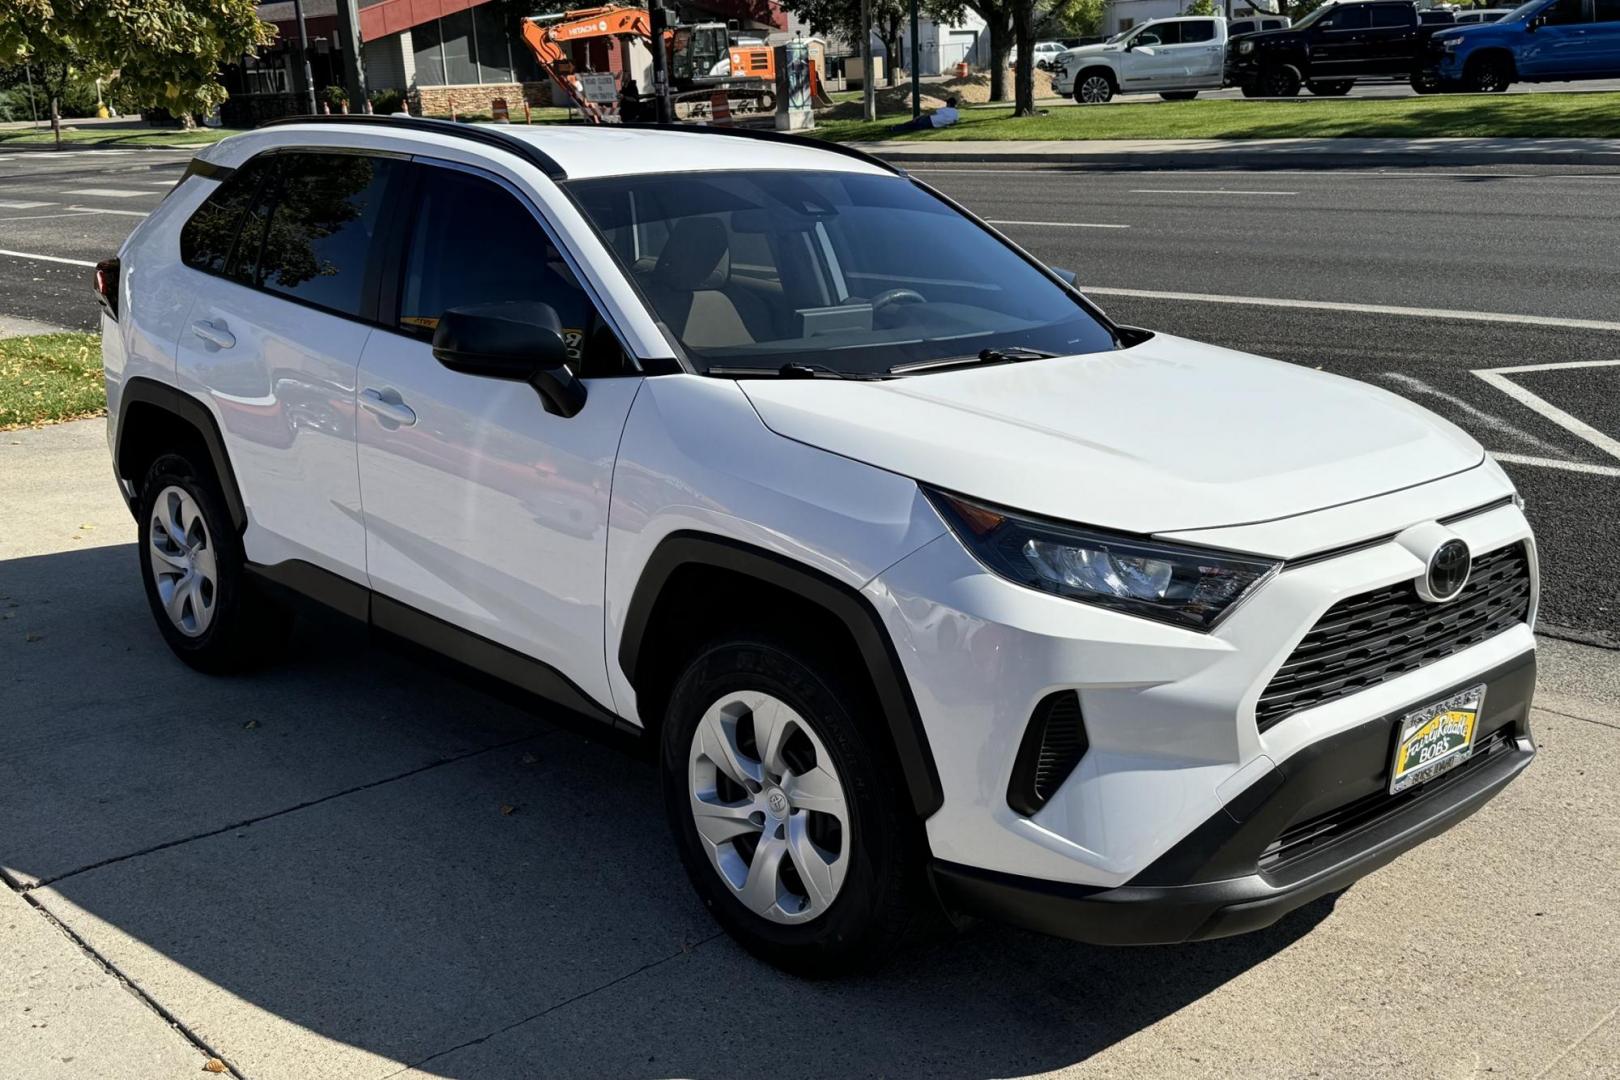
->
0 334 105 430
815 90 1620 142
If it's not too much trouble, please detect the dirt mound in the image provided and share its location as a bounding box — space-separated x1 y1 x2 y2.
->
820 83 947 119
932 67 1057 103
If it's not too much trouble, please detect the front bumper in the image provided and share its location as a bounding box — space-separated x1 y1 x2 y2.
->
931 649 1536 943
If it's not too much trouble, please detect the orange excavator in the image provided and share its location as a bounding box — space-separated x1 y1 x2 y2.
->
520 5 778 122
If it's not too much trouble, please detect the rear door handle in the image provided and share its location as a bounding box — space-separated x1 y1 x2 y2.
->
359 387 417 427
190 319 235 350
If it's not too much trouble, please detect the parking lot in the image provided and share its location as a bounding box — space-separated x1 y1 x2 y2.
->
3 145 1620 1079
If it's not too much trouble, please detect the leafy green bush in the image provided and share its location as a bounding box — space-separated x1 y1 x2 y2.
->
369 88 405 115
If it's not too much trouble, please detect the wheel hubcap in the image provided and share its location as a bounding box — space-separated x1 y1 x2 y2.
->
148 485 217 638
687 690 850 924
1080 77 1110 103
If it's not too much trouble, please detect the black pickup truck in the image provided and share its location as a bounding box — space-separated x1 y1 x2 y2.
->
1225 0 1452 96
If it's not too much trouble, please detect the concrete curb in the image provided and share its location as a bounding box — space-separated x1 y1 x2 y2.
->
848 137 1620 169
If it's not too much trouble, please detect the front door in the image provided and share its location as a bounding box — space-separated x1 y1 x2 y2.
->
1520 0 1595 76
355 161 642 710
1119 22 1184 88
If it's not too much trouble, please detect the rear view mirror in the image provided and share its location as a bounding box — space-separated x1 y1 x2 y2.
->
432 302 587 417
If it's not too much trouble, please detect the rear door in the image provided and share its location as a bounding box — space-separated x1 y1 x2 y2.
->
174 149 403 580
1175 18 1226 83
1520 0 1594 75
1366 3 1421 72
1310 3 1373 75
1584 0 1620 72
354 160 643 710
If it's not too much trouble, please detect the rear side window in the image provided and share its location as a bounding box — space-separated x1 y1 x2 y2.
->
1140 22 1183 44
1594 0 1619 20
179 159 271 274
249 152 402 318
1182 19 1217 41
1372 5 1413 26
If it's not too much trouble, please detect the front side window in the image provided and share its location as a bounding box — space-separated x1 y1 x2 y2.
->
1321 6 1372 30
242 152 402 318
396 166 626 375
1137 21 1182 44
567 170 1118 377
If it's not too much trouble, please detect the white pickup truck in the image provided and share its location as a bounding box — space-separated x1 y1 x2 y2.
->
1052 16 1228 103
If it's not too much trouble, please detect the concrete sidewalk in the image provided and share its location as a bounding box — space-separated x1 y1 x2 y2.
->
852 135 1620 168
4 419 1620 1080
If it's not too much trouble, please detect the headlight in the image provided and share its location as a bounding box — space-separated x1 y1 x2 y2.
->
1441 36 1462 51
1238 40 1255 55
926 489 1280 631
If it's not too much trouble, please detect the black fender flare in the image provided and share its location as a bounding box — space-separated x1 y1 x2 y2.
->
619 532 945 820
116 377 248 533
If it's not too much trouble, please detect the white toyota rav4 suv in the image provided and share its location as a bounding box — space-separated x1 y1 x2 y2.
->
99 117 1538 975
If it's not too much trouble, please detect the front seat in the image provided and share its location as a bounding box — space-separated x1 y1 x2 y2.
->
641 217 771 348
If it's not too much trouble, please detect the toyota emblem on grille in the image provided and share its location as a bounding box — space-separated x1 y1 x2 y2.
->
1426 538 1471 602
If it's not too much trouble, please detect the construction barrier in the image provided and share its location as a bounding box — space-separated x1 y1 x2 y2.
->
492 97 510 123
710 90 733 126
956 61 970 78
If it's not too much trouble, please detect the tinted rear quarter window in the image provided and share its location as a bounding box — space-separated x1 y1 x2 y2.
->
180 162 267 274
1374 5 1414 26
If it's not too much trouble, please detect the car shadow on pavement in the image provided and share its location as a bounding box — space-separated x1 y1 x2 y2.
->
1 544 1334 1079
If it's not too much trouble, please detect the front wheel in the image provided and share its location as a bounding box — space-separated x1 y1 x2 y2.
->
1159 91 1199 101
1259 64 1302 97
1074 73 1115 104
1465 55 1512 93
1307 80 1354 96
661 636 922 976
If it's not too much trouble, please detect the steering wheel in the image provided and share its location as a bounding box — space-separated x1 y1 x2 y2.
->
869 288 927 316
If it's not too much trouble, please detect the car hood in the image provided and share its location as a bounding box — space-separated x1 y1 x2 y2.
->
1061 43 1114 60
735 334 1484 535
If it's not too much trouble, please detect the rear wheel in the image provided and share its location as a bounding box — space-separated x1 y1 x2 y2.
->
1074 72 1115 104
1465 54 1513 93
661 636 922 976
136 452 291 673
1159 91 1199 101
1307 80 1354 96
1259 64 1302 97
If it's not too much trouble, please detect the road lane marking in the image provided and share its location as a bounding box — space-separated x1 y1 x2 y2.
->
1490 453 1620 478
65 205 149 217
63 187 147 198
0 199 52 209
1080 285 1620 333
1473 360 1620 464
988 219 1130 229
0 248 96 267
1129 188 1296 195
1380 373 1566 457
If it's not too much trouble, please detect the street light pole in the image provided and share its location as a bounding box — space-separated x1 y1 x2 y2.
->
292 0 318 114
910 0 920 119
860 0 876 121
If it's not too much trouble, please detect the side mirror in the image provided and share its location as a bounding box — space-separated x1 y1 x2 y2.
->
432 302 587 418
1527 15 1542 30
1050 266 1079 287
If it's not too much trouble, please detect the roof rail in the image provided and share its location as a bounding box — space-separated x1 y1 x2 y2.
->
256 114 568 181
615 122 904 175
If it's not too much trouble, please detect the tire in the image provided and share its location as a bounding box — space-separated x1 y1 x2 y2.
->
1410 69 1441 94
136 452 292 673
1159 91 1199 101
1307 80 1354 96
1073 71 1115 104
1259 64 1302 97
661 636 923 976
1240 82 1263 98
1465 54 1512 93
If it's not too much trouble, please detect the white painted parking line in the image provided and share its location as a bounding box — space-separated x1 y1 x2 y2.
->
1491 453 1620 478
0 248 96 267
1129 188 1296 196
63 188 147 198
65 205 149 217
0 199 52 209
1473 360 1620 464
1080 285 1620 333
988 219 1130 229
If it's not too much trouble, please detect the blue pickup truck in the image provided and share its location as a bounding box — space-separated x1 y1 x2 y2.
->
1426 0 1620 92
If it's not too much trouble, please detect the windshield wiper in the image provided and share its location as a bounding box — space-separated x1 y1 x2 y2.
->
888 346 1058 376
708 362 886 381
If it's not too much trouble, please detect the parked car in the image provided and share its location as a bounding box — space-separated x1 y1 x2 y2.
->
1054 16 1228 102
1427 0 1620 93
1454 7 1513 22
1420 7 1459 21
1033 40 1069 68
1228 14 1293 35
99 117 1540 975
1226 0 1456 95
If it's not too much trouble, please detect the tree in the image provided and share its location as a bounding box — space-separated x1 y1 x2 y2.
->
0 0 271 144
1184 0 1218 14
782 0 957 88
1050 0 1106 37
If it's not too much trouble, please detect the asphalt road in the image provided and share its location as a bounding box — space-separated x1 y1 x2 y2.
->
1031 75 1620 105
2 148 1617 645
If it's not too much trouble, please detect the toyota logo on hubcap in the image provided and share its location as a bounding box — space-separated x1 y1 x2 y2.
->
765 789 789 817
1427 538 1471 602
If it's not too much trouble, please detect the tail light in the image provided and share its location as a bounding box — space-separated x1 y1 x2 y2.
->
95 257 120 320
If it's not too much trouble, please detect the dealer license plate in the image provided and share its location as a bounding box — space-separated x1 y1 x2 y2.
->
1389 685 1485 795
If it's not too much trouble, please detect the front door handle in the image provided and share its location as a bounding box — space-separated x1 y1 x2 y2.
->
190 319 235 350
359 387 417 427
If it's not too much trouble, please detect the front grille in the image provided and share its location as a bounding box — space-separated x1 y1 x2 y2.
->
1257 543 1532 733
1259 726 1516 871
1007 691 1088 817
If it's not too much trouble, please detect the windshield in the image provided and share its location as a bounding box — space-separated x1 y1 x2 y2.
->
1105 27 1134 42
566 170 1118 376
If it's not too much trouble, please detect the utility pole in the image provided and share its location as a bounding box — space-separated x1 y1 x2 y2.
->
650 3 674 123
910 0 920 119
335 0 369 110
860 0 876 121
291 0 318 113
